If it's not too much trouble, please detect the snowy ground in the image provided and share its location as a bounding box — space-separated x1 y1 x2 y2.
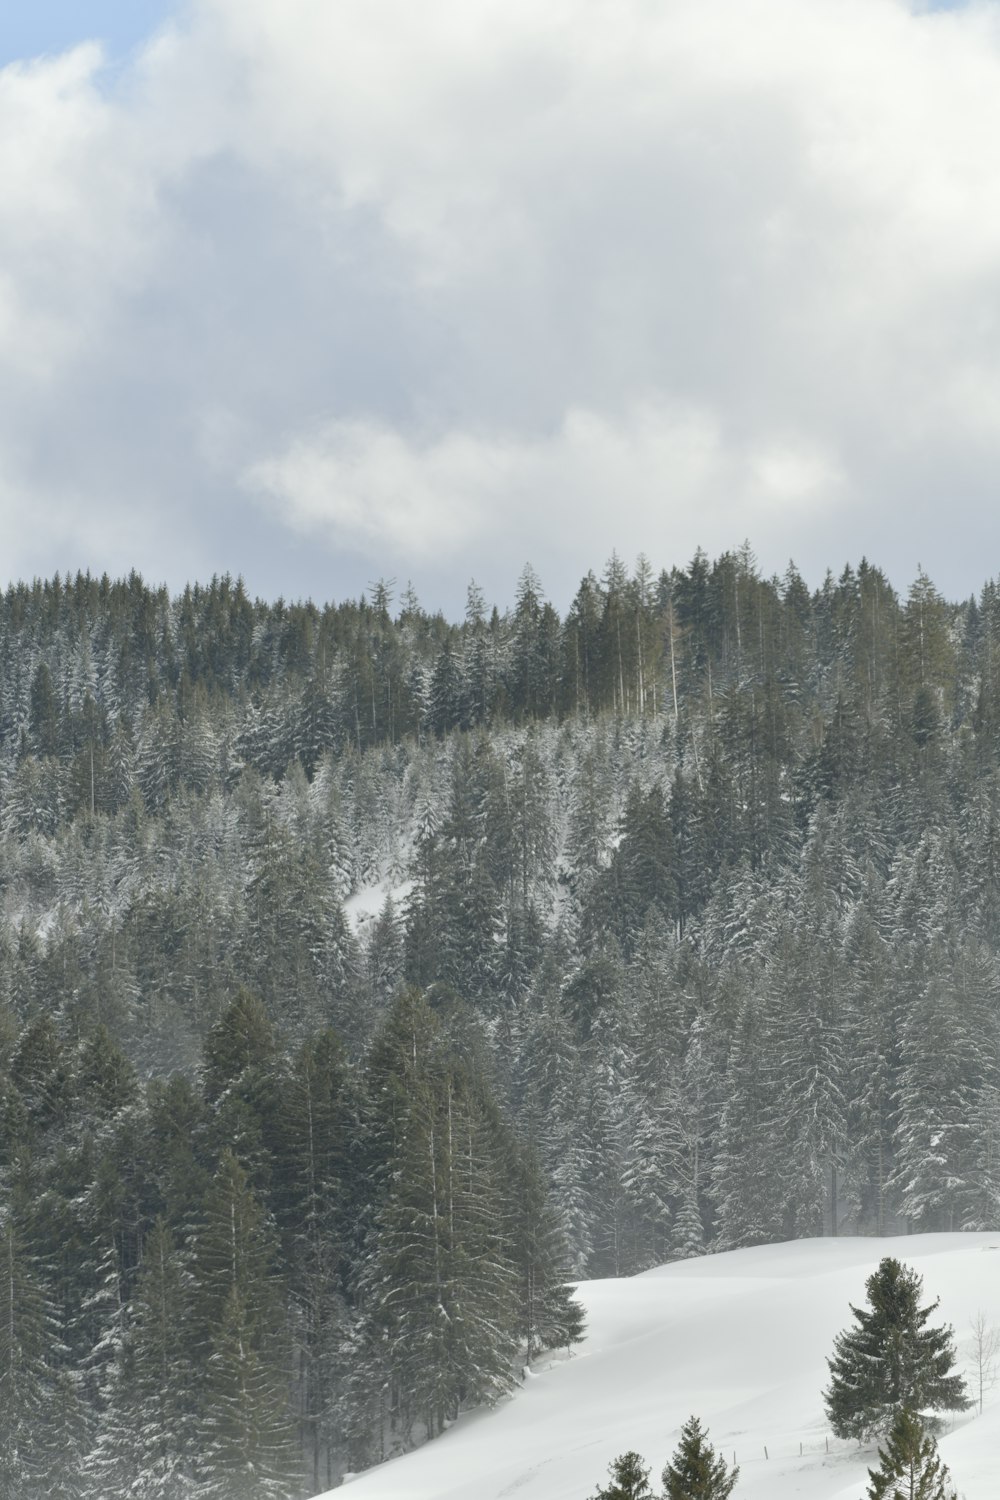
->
343 881 412 933
333 1233 1000 1500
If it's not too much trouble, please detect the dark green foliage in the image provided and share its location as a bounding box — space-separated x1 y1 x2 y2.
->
590 1450 654 1500
661 1416 739 1500
191 1150 284 1352
201 991 276 1107
359 1042 520 1442
0 1214 53 1499
195 1289 299 1500
4 552 1000 1492
509 1148 587 1358
711 997 782 1249
112 1218 196 1498
825 1259 970 1440
866 1408 957 1500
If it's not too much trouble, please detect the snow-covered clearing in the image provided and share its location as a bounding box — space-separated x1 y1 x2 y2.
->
334 1234 1000 1500
344 880 412 932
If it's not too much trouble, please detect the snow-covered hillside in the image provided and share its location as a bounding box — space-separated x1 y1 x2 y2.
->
334 1234 1000 1500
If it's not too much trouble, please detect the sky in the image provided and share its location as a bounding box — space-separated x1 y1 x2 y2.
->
1 0 999 614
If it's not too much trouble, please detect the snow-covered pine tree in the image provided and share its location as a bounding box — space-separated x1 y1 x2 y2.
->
195 1287 299 1500
192 1156 300 1498
769 919 847 1239
711 994 782 1248
890 947 981 1232
842 906 898 1236
0 1212 58 1499
122 1218 197 1499
80 1212 195 1498
272 1031 356 1493
824 1257 970 1440
508 1146 585 1359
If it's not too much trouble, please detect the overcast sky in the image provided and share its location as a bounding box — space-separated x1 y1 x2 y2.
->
1 0 998 613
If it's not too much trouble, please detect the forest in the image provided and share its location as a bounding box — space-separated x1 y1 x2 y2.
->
2 546 1000 1496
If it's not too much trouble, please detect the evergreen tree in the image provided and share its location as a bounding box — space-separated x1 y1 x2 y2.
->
508 1148 586 1358
272 1032 355 1492
191 1150 283 1357
90 1218 197 1500
0 1214 53 1499
824 1258 970 1440
711 995 782 1248
866 1408 957 1500
589 1450 654 1500
191 1156 299 1498
195 1288 300 1500
661 1415 739 1500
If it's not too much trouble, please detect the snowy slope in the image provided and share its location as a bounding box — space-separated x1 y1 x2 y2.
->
332 1234 1000 1500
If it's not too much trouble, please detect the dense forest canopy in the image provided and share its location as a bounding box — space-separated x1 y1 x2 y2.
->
2 546 1000 1496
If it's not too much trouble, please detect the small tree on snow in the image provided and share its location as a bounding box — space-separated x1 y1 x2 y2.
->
966 1309 1000 1415
865 1408 957 1500
661 1415 739 1499
589 1450 654 1500
824 1258 969 1441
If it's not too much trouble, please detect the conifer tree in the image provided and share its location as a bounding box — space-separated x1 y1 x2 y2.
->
94 1218 197 1500
0 1215 52 1500
361 1074 456 1442
661 1416 739 1500
192 1156 299 1498
866 1408 957 1500
196 1288 299 1500
711 996 782 1248
191 1150 283 1357
590 1450 654 1500
825 1258 970 1440
509 1148 586 1358
272 1032 355 1491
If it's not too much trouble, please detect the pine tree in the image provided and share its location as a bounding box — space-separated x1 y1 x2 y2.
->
590 1450 654 1500
272 1032 355 1493
196 1288 299 1500
361 1073 457 1443
442 1077 521 1409
509 1148 585 1358
361 1065 521 1444
843 908 898 1236
824 1258 970 1440
192 1156 299 1498
95 1218 197 1500
191 1150 284 1358
890 951 981 1232
0 1214 52 1500
711 995 782 1248
866 1408 958 1500
661 1415 739 1500
0 1188 89 1500
769 920 846 1239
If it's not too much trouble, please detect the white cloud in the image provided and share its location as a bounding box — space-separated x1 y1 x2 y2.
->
245 403 846 575
3 0 1000 606
0 45 161 380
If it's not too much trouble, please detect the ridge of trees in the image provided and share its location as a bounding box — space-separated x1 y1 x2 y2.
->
2 546 1000 1492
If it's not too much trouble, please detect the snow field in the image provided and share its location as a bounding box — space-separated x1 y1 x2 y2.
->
334 1233 1000 1500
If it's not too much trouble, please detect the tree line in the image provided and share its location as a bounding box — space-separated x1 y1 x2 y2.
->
0 987 583 1497
2 547 1000 1493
